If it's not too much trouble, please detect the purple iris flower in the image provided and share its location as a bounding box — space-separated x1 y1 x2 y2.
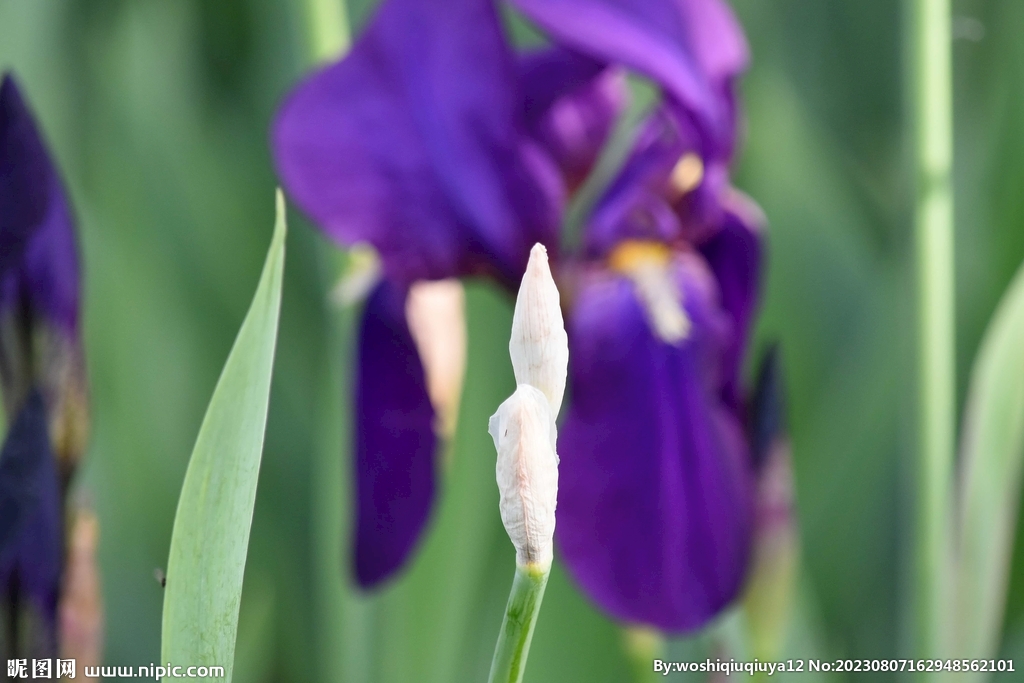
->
274 0 622 587
272 0 763 632
557 110 762 630
0 73 86 656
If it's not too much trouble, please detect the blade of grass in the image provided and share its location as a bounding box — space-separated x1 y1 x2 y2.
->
957 259 1024 673
160 191 287 682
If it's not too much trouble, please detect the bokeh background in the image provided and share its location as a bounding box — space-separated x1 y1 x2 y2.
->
2 0 1024 680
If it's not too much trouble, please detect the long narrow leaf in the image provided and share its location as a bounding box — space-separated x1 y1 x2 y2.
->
161 191 287 681
957 258 1024 668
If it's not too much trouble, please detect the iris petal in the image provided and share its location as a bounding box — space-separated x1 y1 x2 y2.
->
0 75 52 280
699 192 764 410
272 0 558 285
520 47 626 189
8 174 81 335
0 74 81 335
354 280 438 587
557 256 753 632
509 0 748 148
585 102 750 257
585 108 695 256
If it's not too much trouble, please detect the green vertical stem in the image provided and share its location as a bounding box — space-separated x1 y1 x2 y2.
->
487 565 550 683
621 627 663 683
910 0 955 668
304 0 350 63
296 1 354 681
312 254 375 683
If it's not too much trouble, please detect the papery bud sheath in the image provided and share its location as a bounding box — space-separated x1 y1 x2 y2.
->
509 244 568 415
489 384 558 569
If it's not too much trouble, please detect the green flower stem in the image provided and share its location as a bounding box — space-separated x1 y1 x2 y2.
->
910 0 955 668
487 564 551 683
303 0 350 63
621 627 664 683
294 2 356 680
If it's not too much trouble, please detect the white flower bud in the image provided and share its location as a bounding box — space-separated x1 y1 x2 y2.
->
510 244 569 416
489 384 559 570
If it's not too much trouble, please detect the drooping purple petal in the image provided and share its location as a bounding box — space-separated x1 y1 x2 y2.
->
354 280 438 587
0 74 80 335
520 47 626 190
272 0 559 286
508 0 749 150
699 191 763 411
557 255 753 632
0 390 63 655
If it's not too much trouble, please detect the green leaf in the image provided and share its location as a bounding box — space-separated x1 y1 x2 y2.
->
957 258 1024 665
160 191 287 682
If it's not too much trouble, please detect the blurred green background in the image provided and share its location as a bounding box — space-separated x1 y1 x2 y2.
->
2 0 1024 681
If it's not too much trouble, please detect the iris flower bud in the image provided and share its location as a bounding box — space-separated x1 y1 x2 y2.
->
491 242 567 571
487 243 566 683
509 244 569 416
489 385 559 569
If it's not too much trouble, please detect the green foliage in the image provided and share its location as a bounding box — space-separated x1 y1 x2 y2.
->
957 259 1024 668
160 194 287 681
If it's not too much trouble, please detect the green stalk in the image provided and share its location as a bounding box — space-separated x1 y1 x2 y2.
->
487 564 551 683
303 0 350 63
910 0 955 668
295 2 355 681
621 627 663 683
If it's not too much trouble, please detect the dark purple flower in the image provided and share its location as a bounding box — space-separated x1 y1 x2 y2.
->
0 73 87 657
554 99 762 631
0 75 87 485
273 0 623 587
272 0 766 633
